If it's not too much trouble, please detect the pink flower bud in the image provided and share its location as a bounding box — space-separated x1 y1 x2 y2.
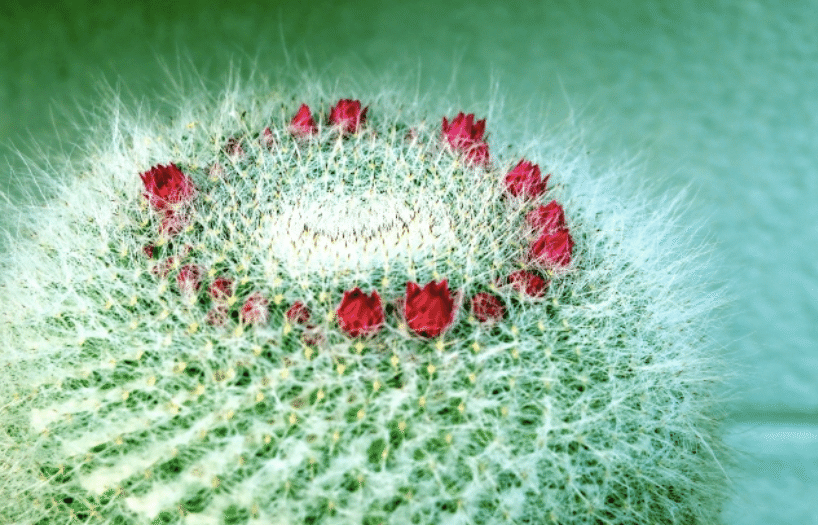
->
525 200 566 235
505 270 549 297
208 276 235 302
139 163 196 211
176 264 204 296
240 292 270 325
289 103 318 137
336 287 385 338
441 112 490 166
530 229 574 268
286 301 311 324
442 112 486 147
329 99 368 134
402 280 459 338
470 292 505 324
505 160 548 200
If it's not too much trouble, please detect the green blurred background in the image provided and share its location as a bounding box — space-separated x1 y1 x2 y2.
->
1 0 816 522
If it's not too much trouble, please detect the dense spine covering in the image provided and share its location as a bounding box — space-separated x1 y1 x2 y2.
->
0 71 730 524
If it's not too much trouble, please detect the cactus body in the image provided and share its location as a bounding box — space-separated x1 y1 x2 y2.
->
0 72 729 524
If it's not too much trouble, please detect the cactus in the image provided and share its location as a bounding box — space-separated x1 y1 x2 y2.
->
0 67 731 524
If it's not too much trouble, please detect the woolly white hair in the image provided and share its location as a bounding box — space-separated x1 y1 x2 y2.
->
0 57 734 524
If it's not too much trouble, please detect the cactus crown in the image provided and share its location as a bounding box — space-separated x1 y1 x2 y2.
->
0 69 730 524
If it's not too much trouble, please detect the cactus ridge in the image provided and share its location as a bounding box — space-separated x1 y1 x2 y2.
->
0 70 730 524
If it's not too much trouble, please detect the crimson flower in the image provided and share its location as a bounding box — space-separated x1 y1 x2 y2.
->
441 112 490 166
208 276 235 302
505 160 548 200
286 301 311 324
176 264 204 296
329 99 368 134
336 287 384 338
140 163 196 211
470 292 505 324
402 280 458 338
525 200 566 235
442 112 485 147
530 229 575 268
290 104 318 137
505 270 549 297
240 292 270 325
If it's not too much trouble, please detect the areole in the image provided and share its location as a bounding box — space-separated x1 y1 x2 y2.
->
263 191 459 274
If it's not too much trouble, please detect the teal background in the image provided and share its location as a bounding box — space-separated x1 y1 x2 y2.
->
1 0 816 522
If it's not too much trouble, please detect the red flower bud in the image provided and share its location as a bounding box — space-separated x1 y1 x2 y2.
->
402 280 458 338
286 301 311 324
506 270 549 297
289 104 318 137
470 292 505 324
505 160 548 200
336 287 385 338
176 264 204 296
143 245 154 259
140 163 196 211
240 292 270 325
525 200 566 235
441 112 490 166
329 99 368 134
530 229 574 268
442 112 485 147
208 276 235 302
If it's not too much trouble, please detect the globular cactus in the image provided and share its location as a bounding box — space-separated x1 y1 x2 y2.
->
0 68 731 524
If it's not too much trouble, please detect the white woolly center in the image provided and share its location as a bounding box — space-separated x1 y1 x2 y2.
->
265 193 457 274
